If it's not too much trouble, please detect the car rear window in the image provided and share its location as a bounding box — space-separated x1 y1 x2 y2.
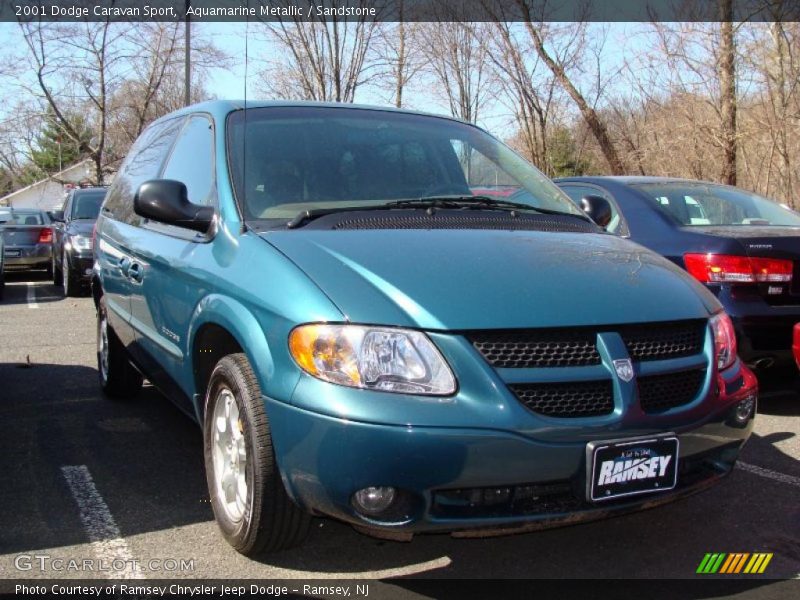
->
630 182 800 227
3 211 45 225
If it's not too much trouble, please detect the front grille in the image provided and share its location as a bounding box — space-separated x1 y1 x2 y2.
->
468 320 705 368
431 481 578 519
510 380 614 418
469 330 600 368
638 369 705 413
620 320 706 361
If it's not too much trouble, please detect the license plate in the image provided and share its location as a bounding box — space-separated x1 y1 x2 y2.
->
4 249 20 257
587 435 679 502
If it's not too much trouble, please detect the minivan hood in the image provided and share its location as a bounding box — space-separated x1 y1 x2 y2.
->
261 230 719 330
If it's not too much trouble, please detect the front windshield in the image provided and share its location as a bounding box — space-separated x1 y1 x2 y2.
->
630 182 800 227
71 191 105 220
227 106 581 222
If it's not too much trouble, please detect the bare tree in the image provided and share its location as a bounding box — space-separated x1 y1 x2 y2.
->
8 20 226 185
718 0 737 185
484 20 558 171
372 1 424 108
112 23 227 146
738 17 800 205
414 19 491 123
510 1 625 174
17 20 130 183
258 1 380 102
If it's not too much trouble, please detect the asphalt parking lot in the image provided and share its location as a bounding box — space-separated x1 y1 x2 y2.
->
0 273 798 588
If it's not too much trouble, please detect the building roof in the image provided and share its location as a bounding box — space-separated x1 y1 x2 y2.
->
0 159 95 206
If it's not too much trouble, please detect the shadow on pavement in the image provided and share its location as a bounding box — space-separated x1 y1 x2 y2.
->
1 360 798 579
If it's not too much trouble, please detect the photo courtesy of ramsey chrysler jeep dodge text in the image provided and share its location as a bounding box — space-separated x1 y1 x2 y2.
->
93 101 757 555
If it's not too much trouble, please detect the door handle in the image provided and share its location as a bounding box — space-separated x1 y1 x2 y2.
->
127 262 143 283
118 257 131 275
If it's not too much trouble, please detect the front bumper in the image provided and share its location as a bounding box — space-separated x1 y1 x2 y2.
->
4 244 51 270
266 374 756 536
65 251 94 281
713 287 800 367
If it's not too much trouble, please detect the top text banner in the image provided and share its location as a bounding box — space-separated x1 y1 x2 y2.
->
2 0 798 23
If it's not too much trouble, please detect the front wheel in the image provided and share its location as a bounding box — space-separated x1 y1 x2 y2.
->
204 353 310 555
63 249 80 297
97 295 143 399
52 251 63 286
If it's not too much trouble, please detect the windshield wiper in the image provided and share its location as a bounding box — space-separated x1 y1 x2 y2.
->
286 195 590 229
386 195 593 222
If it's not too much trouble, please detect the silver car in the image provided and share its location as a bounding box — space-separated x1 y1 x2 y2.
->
0 208 53 275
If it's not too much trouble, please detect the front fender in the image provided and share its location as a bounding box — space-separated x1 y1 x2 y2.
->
187 294 296 420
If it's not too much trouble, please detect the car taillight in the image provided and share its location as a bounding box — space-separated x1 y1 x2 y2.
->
684 253 793 284
710 312 737 371
38 228 53 244
793 323 800 370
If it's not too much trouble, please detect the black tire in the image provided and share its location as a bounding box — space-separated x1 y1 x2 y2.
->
0 268 5 300
97 295 143 399
204 353 310 555
52 251 63 286
63 249 80 297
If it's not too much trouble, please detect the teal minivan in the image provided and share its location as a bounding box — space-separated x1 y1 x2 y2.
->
93 101 757 555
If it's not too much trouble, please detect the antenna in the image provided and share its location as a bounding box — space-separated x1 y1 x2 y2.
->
241 1 249 233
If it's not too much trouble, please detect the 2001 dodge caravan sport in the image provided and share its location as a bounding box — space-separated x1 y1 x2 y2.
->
93 101 757 555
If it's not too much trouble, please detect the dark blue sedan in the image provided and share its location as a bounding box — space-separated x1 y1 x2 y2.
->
556 176 800 374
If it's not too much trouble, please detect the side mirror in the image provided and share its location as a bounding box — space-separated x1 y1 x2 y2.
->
134 180 213 233
580 195 613 229
51 210 65 222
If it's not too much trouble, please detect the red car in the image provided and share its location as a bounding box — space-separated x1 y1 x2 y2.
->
794 324 800 369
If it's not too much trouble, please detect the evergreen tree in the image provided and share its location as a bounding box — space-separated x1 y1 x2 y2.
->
547 126 591 177
29 110 91 175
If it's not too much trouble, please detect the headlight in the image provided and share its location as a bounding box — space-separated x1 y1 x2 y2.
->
289 324 457 395
710 312 737 370
70 235 93 251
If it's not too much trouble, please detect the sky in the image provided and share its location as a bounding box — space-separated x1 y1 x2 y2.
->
199 21 649 140
0 20 649 143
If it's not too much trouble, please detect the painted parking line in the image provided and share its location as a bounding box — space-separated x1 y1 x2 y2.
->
737 461 800 489
26 283 39 309
61 465 143 579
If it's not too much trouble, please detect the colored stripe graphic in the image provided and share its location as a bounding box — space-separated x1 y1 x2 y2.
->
743 553 773 574
699 553 773 574
720 554 736 573
733 553 750 573
697 553 727 573
720 553 750 574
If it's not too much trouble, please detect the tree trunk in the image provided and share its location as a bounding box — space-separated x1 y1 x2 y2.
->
521 22 624 175
718 0 737 185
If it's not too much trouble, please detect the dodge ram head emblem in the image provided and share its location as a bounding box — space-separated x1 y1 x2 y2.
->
613 359 634 382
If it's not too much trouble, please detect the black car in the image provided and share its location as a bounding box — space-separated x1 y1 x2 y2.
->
52 187 105 296
556 176 800 375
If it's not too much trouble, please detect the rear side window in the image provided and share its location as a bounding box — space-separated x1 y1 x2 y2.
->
161 116 215 207
103 117 184 225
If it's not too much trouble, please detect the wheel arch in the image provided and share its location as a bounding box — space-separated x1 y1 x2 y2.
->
187 294 279 422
